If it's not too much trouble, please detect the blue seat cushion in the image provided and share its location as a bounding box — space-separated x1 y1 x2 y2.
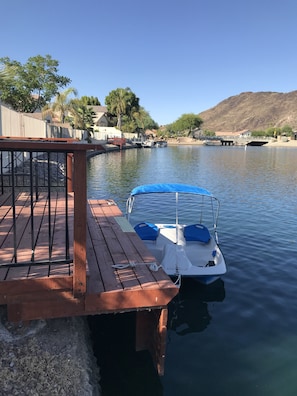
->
184 224 211 243
134 222 159 240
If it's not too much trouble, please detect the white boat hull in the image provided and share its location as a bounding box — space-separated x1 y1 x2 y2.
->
138 223 226 285
141 140 155 148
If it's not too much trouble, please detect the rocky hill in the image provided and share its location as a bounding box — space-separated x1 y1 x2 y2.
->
198 91 297 132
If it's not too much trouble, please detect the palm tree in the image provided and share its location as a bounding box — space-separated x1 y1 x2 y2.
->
0 67 13 82
105 87 140 130
0 65 17 99
69 99 95 132
105 88 132 129
112 89 127 129
133 107 147 131
43 87 77 123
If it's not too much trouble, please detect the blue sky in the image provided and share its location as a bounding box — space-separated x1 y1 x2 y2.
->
1 0 297 125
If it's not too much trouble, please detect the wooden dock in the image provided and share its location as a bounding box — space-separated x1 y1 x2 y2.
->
0 192 178 375
0 137 179 375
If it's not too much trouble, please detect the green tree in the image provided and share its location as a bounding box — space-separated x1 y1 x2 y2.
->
120 117 138 134
0 55 71 112
80 96 101 105
251 126 294 138
68 98 96 133
105 87 139 129
42 87 78 123
133 107 159 132
168 113 203 136
0 64 17 83
281 125 293 136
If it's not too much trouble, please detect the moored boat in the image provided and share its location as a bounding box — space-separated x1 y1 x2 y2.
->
203 139 222 146
141 140 156 148
126 183 226 285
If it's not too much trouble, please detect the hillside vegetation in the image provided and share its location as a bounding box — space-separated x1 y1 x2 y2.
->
198 91 297 132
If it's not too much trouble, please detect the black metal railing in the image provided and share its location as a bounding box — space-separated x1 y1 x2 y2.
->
0 148 71 268
0 138 104 295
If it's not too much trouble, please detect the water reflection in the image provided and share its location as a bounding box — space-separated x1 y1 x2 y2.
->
168 278 225 336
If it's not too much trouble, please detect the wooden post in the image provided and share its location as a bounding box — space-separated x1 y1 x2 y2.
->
67 153 73 192
73 150 87 296
135 307 168 376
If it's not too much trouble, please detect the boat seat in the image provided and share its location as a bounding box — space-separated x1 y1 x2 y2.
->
183 224 211 243
134 222 160 241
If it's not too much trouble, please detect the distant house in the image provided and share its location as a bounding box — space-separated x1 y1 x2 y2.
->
91 106 109 130
215 129 250 139
240 130 252 138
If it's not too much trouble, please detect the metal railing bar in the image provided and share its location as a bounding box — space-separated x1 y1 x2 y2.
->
34 157 39 200
11 152 17 263
47 151 52 259
29 152 35 262
0 259 73 268
0 152 3 195
65 152 70 260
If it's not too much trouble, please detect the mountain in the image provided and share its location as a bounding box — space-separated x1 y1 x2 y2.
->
198 91 297 132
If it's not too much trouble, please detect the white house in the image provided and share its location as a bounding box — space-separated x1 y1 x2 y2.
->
91 106 109 130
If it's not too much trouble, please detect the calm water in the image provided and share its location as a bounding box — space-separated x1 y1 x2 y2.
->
87 145 297 396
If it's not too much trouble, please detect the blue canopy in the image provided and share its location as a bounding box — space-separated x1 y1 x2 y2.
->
130 183 213 197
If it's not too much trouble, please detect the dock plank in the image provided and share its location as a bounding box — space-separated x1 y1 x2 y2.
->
0 192 31 263
0 192 13 207
16 192 48 263
110 218 163 289
88 201 143 290
86 204 122 292
50 192 73 261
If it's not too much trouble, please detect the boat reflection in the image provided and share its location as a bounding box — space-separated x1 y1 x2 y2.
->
168 278 225 336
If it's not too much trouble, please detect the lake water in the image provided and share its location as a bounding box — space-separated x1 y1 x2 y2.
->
87 145 297 396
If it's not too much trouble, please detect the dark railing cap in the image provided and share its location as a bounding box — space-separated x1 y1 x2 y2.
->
0 137 105 153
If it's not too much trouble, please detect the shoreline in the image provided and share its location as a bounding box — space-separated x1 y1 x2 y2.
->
263 139 297 147
166 137 297 148
90 137 297 151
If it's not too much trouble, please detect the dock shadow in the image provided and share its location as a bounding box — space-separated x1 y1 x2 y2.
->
168 278 226 336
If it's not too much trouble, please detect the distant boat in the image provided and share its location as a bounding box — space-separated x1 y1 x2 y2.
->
203 140 222 146
132 139 143 148
155 140 168 148
141 140 156 148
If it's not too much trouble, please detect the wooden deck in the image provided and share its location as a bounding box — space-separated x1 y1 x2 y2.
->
0 193 179 375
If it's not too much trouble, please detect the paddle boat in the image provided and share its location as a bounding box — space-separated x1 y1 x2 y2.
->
126 183 226 285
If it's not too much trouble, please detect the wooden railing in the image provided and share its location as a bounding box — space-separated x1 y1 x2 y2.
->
107 137 126 149
0 137 105 297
